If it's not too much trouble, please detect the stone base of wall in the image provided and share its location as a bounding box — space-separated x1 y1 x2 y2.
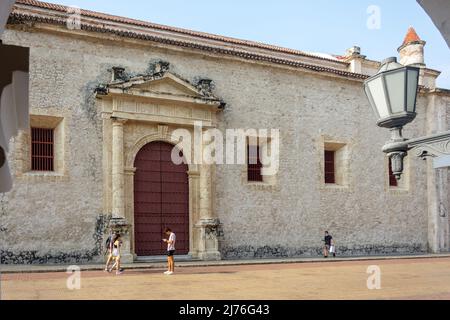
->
221 244 427 260
0 250 103 265
0 214 109 265
0 244 428 264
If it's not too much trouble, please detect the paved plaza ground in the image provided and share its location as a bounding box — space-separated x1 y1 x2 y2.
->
1 257 450 300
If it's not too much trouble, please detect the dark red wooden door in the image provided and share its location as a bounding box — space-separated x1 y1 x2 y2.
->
134 141 189 256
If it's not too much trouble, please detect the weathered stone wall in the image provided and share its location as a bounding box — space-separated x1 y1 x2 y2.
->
447 97 450 221
1 27 107 264
216 71 429 258
0 24 436 263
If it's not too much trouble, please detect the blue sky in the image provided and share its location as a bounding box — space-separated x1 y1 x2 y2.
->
46 0 450 88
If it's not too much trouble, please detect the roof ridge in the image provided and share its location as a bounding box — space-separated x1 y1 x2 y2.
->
15 0 348 65
8 11 367 82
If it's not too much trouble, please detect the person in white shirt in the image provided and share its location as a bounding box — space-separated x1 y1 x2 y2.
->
162 227 176 275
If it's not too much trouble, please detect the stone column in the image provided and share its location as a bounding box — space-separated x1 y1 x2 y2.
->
196 132 221 260
110 118 133 262
199 163 212 221
187 169 200 257
124 166 137 258
112 118 127 218
426 94 450 253
427 166 449 253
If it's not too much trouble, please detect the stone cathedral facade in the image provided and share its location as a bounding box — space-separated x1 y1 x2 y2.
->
1 0 449 264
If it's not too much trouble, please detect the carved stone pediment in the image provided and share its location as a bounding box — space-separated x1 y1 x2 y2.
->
133 75 202 98
112 73 204 97
96 65 225 127
100 71 223 107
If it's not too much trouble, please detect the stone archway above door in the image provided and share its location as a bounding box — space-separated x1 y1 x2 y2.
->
95 61 224 262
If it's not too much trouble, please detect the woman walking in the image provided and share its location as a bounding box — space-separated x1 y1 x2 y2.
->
108 233 124 275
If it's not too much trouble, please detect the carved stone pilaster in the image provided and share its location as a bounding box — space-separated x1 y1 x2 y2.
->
109 217 130 235
111 118 127 219
196 218 221 261
108 217 133 263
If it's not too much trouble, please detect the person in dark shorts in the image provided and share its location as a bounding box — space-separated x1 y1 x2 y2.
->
162 227 176 275
323 231 333 258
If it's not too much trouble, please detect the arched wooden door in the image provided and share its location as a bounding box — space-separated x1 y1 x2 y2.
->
134 141 189 256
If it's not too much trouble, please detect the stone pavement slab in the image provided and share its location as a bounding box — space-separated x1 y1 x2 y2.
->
1 253 450 274
2 256 450 300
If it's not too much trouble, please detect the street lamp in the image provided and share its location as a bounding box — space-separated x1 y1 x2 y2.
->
364 57 420 129
364 57 450 180
364 57 420 180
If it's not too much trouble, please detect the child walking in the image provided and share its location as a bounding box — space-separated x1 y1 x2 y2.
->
162 227 176 275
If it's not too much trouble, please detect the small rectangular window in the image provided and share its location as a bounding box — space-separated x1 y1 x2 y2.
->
389 158 398 187
31 127 54 171
324 150 335 184
247 142 263 182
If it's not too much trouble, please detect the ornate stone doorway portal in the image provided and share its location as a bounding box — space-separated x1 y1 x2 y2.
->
96 62 224 262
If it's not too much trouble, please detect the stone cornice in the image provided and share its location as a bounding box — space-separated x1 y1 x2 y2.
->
7 10 369 82
419 87 450 97
13 0 349 66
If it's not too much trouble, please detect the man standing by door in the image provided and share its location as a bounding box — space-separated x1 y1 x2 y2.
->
163 227 176 275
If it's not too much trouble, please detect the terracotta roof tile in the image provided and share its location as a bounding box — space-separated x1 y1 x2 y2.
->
9 1 369 81
15 0 347 65
402 27 422 46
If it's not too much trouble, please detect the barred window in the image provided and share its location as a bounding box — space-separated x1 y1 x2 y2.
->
31 127 54 171
247 143 263 182
389 158 398 187
324 150 335 184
